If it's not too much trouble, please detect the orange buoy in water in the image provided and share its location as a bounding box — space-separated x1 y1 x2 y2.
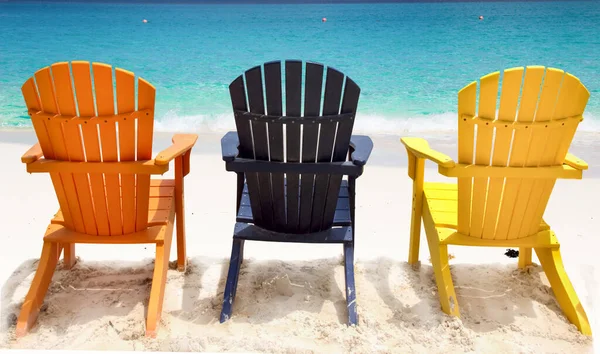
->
143 19 148 23
479 15 484 20
322 17 327 22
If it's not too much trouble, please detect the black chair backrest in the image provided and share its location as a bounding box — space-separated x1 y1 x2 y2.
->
230 60 360 234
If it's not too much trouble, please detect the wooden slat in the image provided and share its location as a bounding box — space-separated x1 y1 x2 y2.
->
47 118 87 233
30 112 73 229
322 76 360 229
298 62 323 233
37 66 86 234
496 66 544 240
311 67 344 231
529 73 589 235
457 81 477 234
264 61 286 228
116 68 137 234
483 67 523 239
72 61 110 235
21 77 41 112
22 78 53 158
284 61 302 231
136 77 155 232
518 68 564 236
53 62 98 235
34 67 58 114
470 72 499 238
71 61 96 117
94 63 122 235
246 65 274 229
230 75 263 227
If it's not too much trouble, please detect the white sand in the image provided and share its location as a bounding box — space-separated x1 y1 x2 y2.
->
0 129 599 353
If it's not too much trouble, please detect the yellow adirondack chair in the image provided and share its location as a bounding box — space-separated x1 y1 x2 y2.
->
17 61 197 338
401 66 591 335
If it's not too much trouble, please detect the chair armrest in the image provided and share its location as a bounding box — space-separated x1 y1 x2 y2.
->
22 143 43 163
155 134 198 166
400 137 455 168
564 152 588 170
221 131 240 162
349 135 373 166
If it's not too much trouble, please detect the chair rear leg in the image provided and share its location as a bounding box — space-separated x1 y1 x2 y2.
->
535 247 591 335
146 224 174 338
16 241 59 337
220 239 244 323
518 247 533 269
62 243 76 269
343 241 358 326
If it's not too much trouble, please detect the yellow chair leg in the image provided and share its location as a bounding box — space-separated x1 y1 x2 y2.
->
408 157 425 265
16 241 59 337
145 223 174 338
535 247 591 335
422 207 460 317
518 247 532 269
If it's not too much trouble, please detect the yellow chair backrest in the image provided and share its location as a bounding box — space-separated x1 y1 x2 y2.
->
456 66 589 240
21 61 157 236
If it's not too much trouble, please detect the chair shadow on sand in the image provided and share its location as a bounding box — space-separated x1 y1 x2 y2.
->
1 256 206 339
170 255 351 326
363 257 571 334
1 254 574 339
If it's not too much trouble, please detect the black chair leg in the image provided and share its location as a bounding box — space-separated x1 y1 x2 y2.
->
220 239 244 323
344 241 358 326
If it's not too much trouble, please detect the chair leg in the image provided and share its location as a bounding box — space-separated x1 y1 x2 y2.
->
408 157 425 265
518 247 533 269
175 156 187 272
344 241 358 326
16 241 59 337
62 243 77 269
145 224 174 338
535 247 591 335
423 213 460 317
220 239 244 323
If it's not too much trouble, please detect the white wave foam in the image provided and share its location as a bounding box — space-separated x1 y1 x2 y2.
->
153 110 600 135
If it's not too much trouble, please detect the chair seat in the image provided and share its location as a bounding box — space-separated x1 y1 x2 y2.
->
52 179 175 228
424 182 550 231
236 179 352 226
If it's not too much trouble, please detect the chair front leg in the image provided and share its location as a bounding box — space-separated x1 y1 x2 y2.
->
17 240 60 337
344 240 358 325
408 154 425 265
175 155 187 272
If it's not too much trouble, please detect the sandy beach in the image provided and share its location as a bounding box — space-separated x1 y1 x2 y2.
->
0 128 599 353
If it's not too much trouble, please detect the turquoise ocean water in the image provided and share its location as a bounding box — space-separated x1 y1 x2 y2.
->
1 1 599 133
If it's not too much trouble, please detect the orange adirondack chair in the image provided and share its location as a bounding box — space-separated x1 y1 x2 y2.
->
17 61 197 337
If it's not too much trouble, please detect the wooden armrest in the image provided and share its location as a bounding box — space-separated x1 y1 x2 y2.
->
155 134 198 166
564 153 588 170
221 131 240 162
400 137 455 168
21 143 43 163
349 135 373 166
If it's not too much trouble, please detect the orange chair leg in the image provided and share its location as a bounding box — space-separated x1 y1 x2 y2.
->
145 221 174 338
16 241 59 337
175 156 187 272
62 243 77 269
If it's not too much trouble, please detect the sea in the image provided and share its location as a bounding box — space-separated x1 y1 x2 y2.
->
1 1 599 134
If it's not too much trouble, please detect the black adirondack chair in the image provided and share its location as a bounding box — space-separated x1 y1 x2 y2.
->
219 60 373 325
